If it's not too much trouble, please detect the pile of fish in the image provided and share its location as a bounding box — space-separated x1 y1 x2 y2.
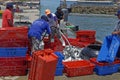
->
63 45 83 61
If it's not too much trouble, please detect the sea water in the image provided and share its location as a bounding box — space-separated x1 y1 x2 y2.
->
68 14 118 41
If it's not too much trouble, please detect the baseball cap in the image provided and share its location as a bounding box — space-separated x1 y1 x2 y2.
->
115 10 120 16
45 9 51 15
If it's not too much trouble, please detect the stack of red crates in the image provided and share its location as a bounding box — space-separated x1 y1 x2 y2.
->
76 30 96 44
28 49 58 80
0 26 29 76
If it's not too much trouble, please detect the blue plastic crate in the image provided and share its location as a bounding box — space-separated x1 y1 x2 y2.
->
94 64 120 75
0 47 27 57
54 52 64 60
97 35 120 62
55 66 64 76
54 52 64 66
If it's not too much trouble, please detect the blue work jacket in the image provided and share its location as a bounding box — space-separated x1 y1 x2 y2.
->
28 19 51 40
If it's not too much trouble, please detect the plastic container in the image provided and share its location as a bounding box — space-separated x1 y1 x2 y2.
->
54 52 64 67
26 54 32 70
90 58 120 75
0 47 27 57
95 64 120 75
0 41 28 47
63 60 95 77
0 27 28 40
55 66 64 76
97 35 120 62
29 49 58 80
76 30 96 43
0 57 26 66
90 58 120 66
0 66 27 76
67 38 85 48
76 30 96 38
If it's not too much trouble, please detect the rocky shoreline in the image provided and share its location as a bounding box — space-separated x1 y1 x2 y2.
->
70 5 119 15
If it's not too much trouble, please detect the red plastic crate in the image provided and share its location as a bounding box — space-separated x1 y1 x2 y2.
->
0 66 27 76
67 38 79 42
29 49 58 80
76 30 96 37
44 42 54 50
63 60 95 77
0 57 26 66
53 37 64 52
26 54 32 70
0 26 28 40
79 37 95 43
76 30 96 43
0 41 28 47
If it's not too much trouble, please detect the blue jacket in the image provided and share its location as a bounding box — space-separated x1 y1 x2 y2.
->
28 19 51 40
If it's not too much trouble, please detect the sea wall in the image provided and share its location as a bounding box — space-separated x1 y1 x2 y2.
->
70 5 120 15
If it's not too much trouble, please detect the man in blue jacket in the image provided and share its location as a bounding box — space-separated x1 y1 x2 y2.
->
28 15 51 52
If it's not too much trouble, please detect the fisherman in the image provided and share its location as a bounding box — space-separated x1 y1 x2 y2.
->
2 3 14 27
45 9 66 46
55 7 64 24
112 10 120 35
28 15 51 53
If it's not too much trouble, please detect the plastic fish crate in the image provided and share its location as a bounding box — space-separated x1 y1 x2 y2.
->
90 58 120 66
67 38 79 43
90 58 120 75
0 57 26 66
0 66 27 76
54 52 64 67
95 64 120 75
29 49 58 80
63 60 95 77
76 30 96 38
79 37 95 43
76 30 96 43
97 35 120 63
55 66 64 76
0 47 27 57
0 27 28 40
53 37 64 52
0 41 28 47
26 54 32 70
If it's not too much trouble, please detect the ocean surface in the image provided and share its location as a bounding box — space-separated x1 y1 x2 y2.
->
68 14 118 41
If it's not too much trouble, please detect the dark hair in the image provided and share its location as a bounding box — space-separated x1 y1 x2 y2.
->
6 3 13 9
57 7 61 11
41 15 49 22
